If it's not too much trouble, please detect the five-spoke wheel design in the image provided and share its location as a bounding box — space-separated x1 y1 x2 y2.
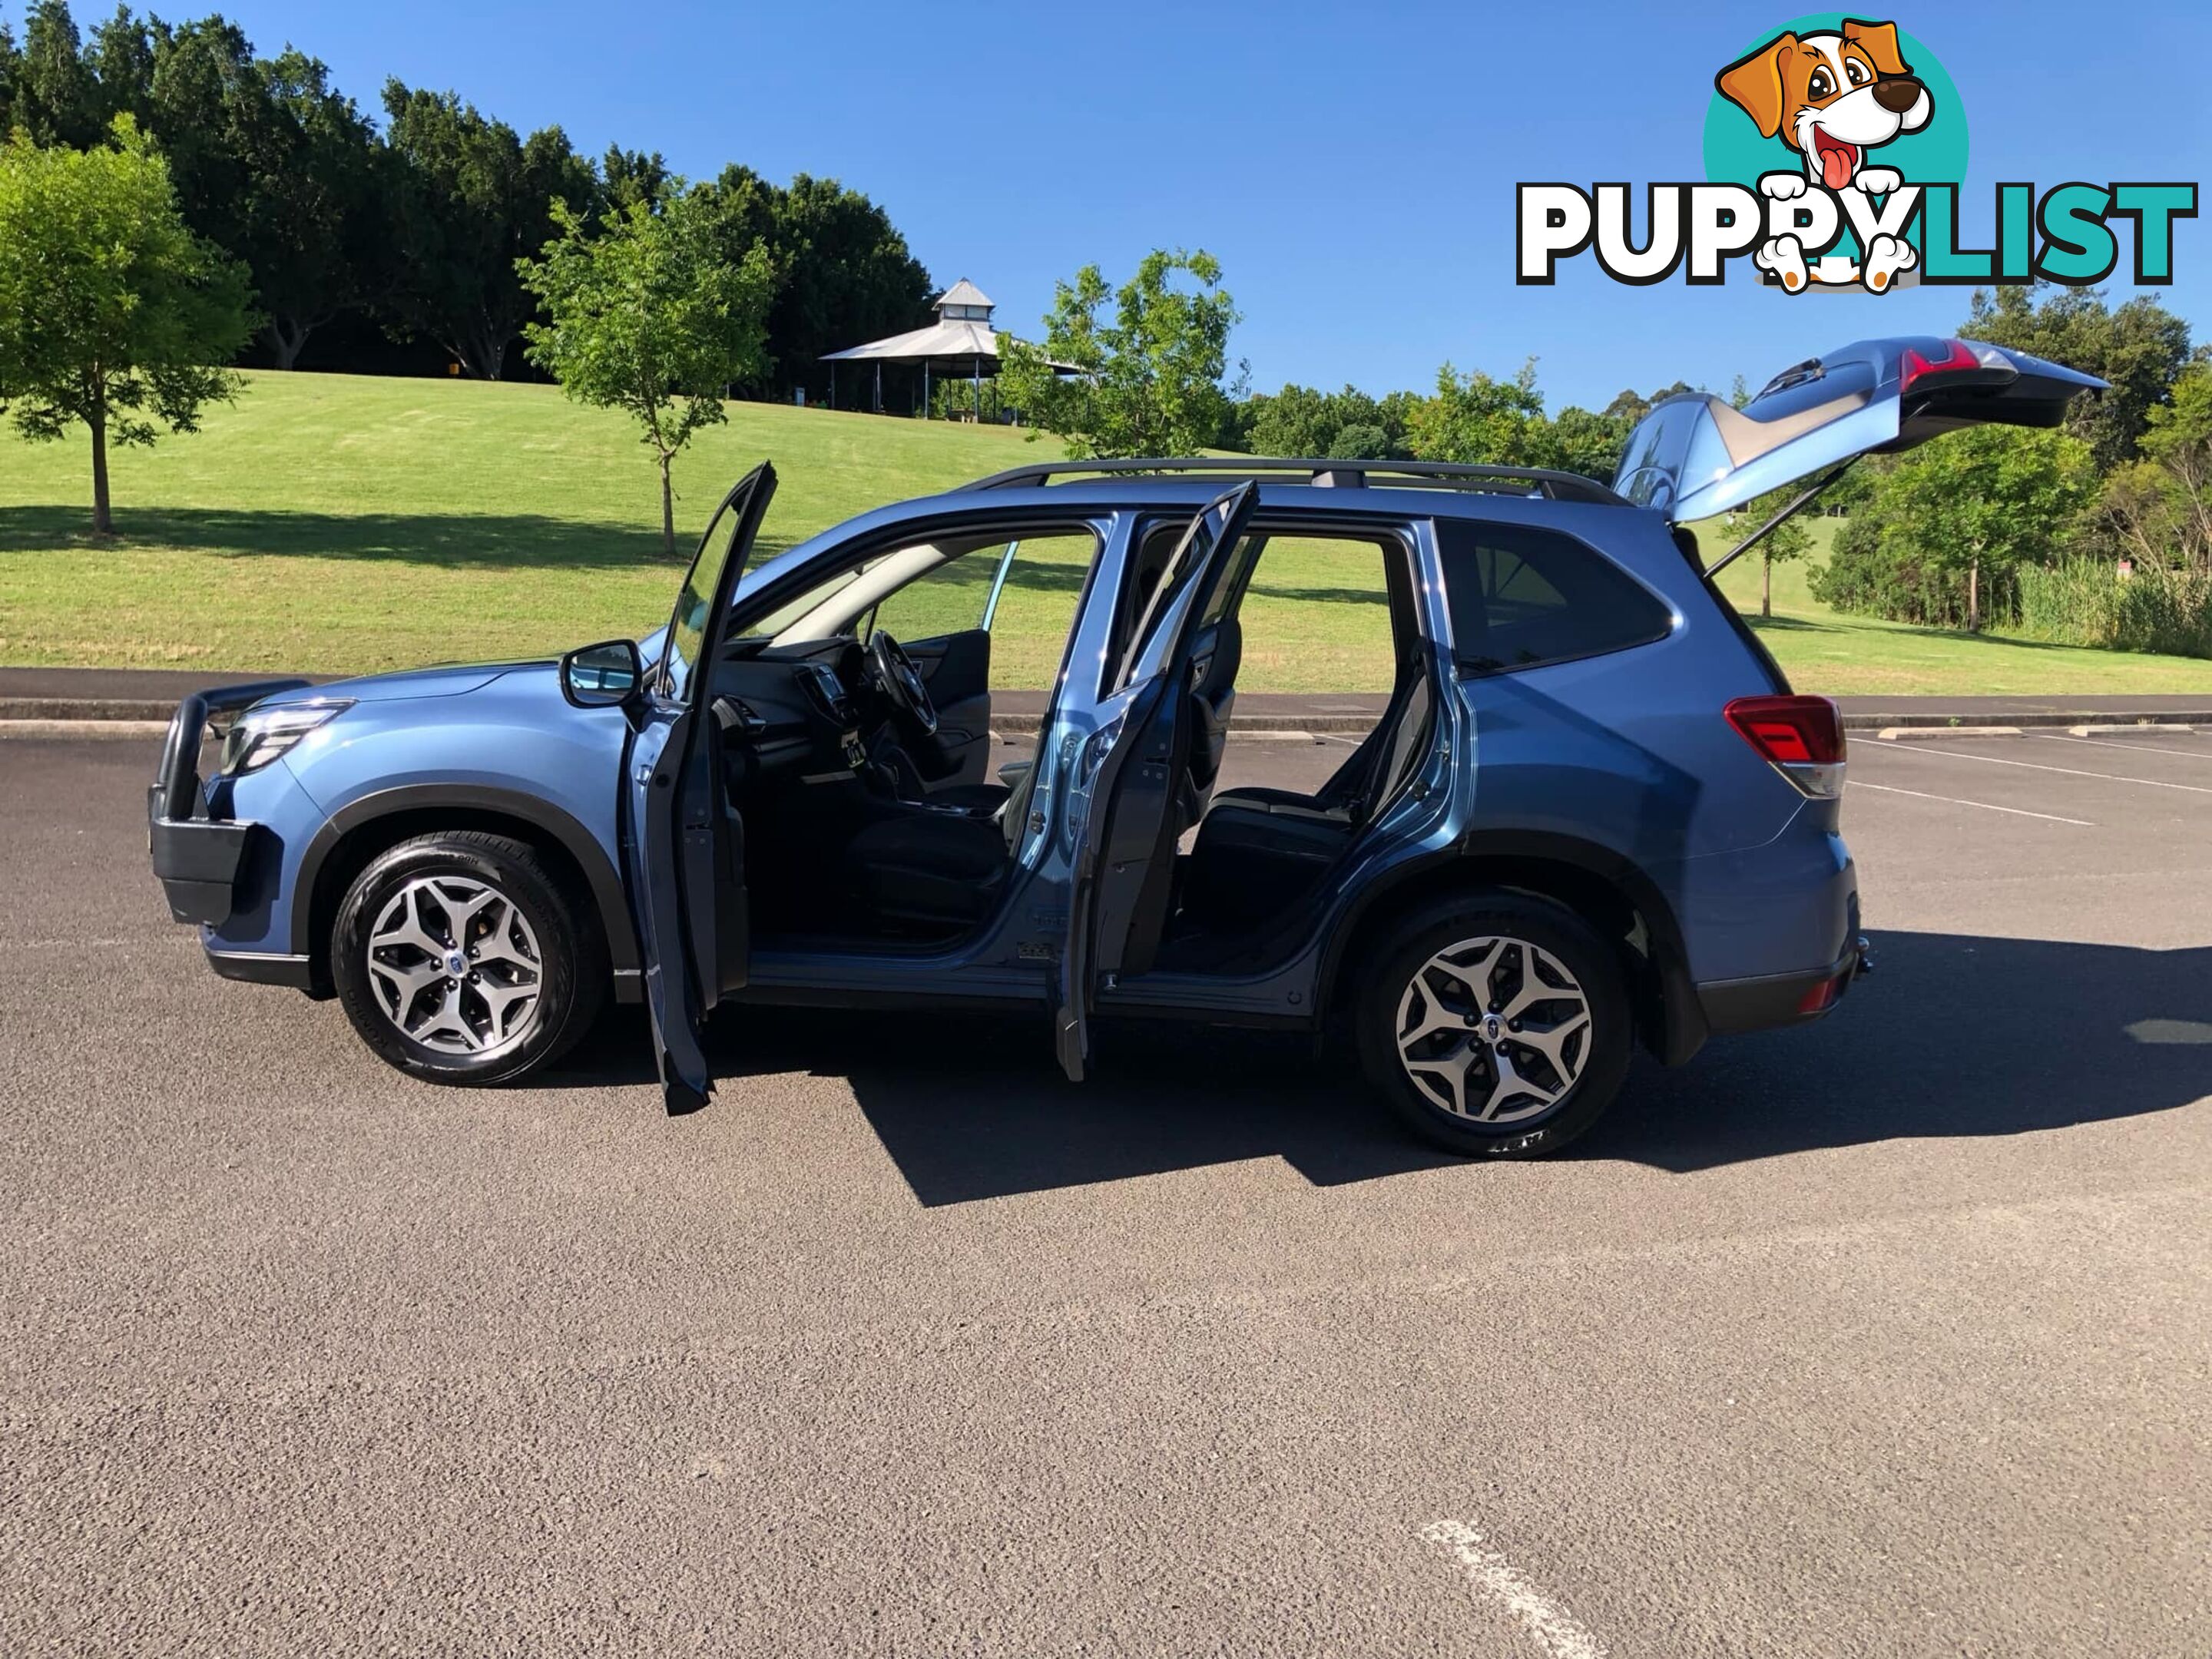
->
365 875 544 1055
1394 934 1593 1124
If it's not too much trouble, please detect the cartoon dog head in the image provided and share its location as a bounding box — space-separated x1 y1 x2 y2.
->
1717 18 1932 191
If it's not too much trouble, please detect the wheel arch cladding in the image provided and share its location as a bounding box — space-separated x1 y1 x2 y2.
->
293 786 637 992
1321 836 1707 1066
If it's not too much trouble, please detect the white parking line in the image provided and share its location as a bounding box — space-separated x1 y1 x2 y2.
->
1848 780 2094 825
1868 739 2212 796
2029 731 2212 762
1419 1521 1608 1659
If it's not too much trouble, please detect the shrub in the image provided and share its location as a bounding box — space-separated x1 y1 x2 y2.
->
1809 428 2096 632
2015 561 2212 659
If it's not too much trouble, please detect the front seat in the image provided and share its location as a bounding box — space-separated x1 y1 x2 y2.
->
843 806 1008 928
870 727 1012 817
1183 669 1432 935
841 753 1045 930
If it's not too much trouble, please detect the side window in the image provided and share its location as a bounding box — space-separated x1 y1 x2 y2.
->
966 531 1094 687
1436 519 1672 675
867 529 1097 683
1228 535 1398 692
866 541 1000 640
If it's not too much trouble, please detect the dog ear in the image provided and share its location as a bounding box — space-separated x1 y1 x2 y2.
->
1715 33 1796 141
1843 18 1912 78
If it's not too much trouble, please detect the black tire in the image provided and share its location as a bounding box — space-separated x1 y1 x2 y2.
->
1355 892 1631 1159
330 831 606 1087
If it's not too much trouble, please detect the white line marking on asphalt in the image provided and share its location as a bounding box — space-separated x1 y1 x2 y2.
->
1869 739 2212 796
1848 780 2094 825
1419 1521 1608 1659
2030 731 2212 762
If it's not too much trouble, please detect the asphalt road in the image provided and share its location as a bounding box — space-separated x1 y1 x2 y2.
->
3 727 2209 1656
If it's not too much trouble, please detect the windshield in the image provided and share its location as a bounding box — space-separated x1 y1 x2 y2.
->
661 490 753 702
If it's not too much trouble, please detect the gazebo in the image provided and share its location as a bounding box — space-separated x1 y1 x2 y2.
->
820 280 1037 419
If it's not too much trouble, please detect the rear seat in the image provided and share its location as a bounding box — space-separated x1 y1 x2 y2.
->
1184 673 1432 934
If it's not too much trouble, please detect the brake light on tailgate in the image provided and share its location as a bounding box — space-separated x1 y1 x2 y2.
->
1725 695 1846 798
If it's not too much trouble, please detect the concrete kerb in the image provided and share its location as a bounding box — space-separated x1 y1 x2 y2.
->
1852 710 2212 732
1875 725 2027 741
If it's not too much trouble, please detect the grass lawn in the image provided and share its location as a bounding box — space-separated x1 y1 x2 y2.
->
1707 522 2212 696
3 370 2207 696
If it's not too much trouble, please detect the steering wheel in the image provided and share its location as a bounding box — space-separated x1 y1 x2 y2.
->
868 629 939 737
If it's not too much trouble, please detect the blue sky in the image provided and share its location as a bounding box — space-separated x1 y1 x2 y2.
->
87 0 2212 409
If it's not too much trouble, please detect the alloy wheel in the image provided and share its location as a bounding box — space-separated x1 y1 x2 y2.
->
365 875 544 1055
1394 935 1593 1124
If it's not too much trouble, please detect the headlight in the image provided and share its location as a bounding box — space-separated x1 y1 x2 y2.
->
219 700 352 774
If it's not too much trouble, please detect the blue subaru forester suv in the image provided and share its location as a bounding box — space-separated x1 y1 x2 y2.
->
147 336 2101 1156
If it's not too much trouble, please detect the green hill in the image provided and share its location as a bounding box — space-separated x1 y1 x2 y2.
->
2 370 2207 695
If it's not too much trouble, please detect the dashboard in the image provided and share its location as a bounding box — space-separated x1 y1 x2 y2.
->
709 641 875 792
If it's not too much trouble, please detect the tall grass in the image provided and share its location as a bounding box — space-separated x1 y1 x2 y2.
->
2015 561 2212 660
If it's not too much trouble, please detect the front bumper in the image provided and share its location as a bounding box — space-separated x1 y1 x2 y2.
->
147 680 310 926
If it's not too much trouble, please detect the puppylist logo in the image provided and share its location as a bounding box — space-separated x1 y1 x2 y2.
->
1518 14 2197 294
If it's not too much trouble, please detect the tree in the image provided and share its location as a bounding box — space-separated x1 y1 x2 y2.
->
752 173 932 399
601 145 671 210
1719 486 1815 618
29 9 389 372
1812 427 2096 632
1240 382 1410 459
1404 360 1551 466
238 49 386 369
2094 361 2212 575
380 81 594 378
0 120 252 533
1547 404 1628 483
1962 285 2192 470
5 0 98 146
518 187 773 555
1600 380 1697 428
999 250 1240 459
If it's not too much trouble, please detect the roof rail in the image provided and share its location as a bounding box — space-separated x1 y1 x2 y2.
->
958 455 1628 505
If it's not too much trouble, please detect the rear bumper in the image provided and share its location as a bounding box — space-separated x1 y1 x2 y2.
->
1698 930 1872 1036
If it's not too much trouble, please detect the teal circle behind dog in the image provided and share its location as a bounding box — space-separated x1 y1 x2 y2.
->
1702 14 1968 280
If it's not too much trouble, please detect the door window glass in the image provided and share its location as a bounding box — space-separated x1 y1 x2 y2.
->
663 473 764 704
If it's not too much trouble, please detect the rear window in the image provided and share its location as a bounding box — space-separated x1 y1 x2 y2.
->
1435 518 1672 674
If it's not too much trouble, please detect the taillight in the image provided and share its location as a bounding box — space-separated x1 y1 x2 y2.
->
1899 338 1988 397
1796 976 1842 1015
1726 695 1846 798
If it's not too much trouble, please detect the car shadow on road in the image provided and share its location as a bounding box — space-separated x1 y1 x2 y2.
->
545 930 2210 1204
1586 930 2212 1172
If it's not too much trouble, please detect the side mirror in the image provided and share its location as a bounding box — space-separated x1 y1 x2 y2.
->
559 638 644 709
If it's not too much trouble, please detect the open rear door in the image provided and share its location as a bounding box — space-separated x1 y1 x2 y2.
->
1614 336 2107 525
1054 482 1259 1081
626 462 776 1114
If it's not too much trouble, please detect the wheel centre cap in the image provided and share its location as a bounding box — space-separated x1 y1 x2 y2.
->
445 950 468 976
1481 1013 1504 1043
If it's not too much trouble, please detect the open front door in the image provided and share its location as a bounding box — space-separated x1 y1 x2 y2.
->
1613 336 2106 525
1054 482 1259 1081
625 462 777 1114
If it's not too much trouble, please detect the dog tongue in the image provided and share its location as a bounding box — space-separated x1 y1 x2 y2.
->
1820 143 1854 191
